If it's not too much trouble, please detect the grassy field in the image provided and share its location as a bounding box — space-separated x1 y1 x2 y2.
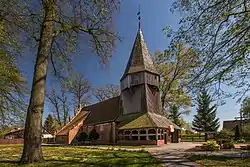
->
188 155 250 167
0 145 161 167
75 145 157 149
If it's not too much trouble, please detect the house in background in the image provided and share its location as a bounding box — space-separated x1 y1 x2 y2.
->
223 119 250 131
55 19 180 146
3 127 54 144
3 128 24 139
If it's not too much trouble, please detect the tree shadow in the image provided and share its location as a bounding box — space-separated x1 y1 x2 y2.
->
188 154 239 162
44 158 162 167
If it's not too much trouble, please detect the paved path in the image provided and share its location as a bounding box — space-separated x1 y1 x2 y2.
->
145 143 202 167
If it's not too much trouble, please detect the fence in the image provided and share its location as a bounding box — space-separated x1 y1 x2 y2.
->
0 139 24 144
181 135 205 142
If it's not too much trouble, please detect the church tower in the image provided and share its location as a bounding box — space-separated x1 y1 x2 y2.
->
120 18 162 116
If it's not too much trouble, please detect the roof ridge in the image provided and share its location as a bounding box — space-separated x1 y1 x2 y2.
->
56 111 89 135
81 95 120 110
146 112 158 127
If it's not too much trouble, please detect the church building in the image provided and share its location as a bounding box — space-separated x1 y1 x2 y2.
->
56 20 180 146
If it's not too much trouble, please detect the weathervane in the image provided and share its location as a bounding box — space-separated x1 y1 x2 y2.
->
137 4 141 29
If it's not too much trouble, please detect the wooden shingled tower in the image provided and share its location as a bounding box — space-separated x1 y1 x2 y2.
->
120 16 163 116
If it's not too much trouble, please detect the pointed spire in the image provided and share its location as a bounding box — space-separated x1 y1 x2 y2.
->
121 19 159 80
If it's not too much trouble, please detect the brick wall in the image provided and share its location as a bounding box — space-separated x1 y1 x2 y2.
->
156 140 164 146
84 122 114 144
117 140 157 145
0 139 24 144
56 135 68 144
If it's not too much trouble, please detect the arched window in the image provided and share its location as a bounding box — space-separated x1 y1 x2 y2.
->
148 129 156 134
139 130 146 134
132 130 138 134
118 130 123 135
149 135 156 141
124 131 131 135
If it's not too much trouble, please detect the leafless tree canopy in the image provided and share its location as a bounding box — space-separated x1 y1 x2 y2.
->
67 74 92 112
93 84 120 102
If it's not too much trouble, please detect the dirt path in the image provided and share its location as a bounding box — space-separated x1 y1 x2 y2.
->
145 143 202 167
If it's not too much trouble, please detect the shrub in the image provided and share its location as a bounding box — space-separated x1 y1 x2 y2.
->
222 141 235 149
246 145 250 150
78 131 88 142
89 128 100 140
234 125 241 140
217 129 234 139
201 141 220 151
242 124 250 137
235 139 246 144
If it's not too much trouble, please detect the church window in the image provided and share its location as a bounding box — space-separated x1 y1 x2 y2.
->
132 136 138 140
148 129 156 134
139 130 146 134
124 131 131 135
131 74 139 85
118 130 123 135
132 130 138 134
148 135 156 141
158 135 161 140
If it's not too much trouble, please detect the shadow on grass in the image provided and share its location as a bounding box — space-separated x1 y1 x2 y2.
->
0 158 162 167
0 151 161 167
188 154 239 162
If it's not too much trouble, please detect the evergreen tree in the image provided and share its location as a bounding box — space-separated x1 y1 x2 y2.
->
44 114 55 134
234 125 241 140
168 105 182 127
192 90 220 141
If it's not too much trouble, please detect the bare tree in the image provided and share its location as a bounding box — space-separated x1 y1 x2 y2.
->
93 84 120 102
46 88 62 127
57 82 70 125
67 74 91 115
1 0 120 163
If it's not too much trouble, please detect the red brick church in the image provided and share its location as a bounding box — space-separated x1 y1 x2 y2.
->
56 21 180 146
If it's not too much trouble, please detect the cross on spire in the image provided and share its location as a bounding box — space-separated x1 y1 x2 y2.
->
137 4 141 29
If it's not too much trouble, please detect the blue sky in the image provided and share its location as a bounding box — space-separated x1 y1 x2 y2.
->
21 0 241 129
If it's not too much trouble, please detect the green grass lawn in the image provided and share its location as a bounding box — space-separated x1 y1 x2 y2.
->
76 145 157 149
188 155 250 167
0 145 161 167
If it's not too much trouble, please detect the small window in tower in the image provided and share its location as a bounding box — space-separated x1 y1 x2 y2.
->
100 125 104 132
131 74 139 85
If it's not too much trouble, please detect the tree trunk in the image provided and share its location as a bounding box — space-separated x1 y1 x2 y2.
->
204 133 208 142
161 93 166 109
20 0 56 163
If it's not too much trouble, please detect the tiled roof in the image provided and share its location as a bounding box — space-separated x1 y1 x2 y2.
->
83 96 120 125
148 112 180 129
56 110 89 135
117 112 180 130
4 128 24 136
117 113 156 129
121 28 159 79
